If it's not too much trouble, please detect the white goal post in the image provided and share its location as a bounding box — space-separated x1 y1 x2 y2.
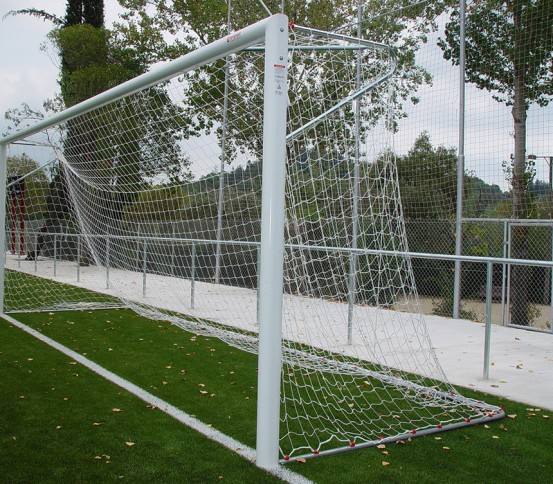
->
1 13 504 470
1 12 289 469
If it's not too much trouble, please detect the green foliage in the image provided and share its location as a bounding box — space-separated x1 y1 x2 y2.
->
439 0 553 108
395 132 458 219
51 24 135 106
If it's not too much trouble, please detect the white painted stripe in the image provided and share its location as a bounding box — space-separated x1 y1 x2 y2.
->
1 314 312 484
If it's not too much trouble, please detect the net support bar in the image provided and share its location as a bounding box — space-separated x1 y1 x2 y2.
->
256 13 289 469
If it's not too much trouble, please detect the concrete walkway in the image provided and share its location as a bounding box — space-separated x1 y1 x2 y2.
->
5 253 553 411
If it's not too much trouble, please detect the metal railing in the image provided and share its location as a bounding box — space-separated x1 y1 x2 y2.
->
6 228 553 378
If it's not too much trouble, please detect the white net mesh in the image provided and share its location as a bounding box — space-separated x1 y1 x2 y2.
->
3 23 502 460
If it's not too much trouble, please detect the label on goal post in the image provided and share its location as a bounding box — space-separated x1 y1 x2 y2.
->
274 64 286 96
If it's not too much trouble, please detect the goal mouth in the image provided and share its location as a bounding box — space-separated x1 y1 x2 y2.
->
1 14 504 465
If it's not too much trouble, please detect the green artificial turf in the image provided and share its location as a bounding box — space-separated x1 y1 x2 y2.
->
0 316 283 483
3 308 553 483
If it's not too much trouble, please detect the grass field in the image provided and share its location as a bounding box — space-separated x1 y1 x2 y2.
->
2 307 553 483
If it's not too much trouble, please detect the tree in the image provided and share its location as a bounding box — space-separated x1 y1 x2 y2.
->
115 0 451 161
439 0 553 325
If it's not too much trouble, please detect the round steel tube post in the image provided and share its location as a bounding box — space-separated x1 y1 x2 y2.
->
33 233 38 272
256 13 288 470
105 237 110 289
53 234 58 277
142 239 147 297
170 222 176 276
483 260 493 379
190 242 196 309
501 220 508 325
453 0 466 319
0 144 7 313
214 0 233 285
18 196 25 256
77 235 81 282
347 0 363 345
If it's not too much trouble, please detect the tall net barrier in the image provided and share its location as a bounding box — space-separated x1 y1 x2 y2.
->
328 0 552 330
2 19 503 461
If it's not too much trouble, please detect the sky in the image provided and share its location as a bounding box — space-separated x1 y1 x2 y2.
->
1 1 552 191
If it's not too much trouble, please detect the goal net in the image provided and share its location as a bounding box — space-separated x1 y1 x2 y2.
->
1 15 503 464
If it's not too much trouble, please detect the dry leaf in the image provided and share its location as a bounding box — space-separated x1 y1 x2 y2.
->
93 422 102 426
492 436 500 439
377 444 386 449
507 414 517 419
382 461 390 467
125 442 135 447
112 408 122 413
200 390 209 395
56 426 62 430
434 437 442 441
296 458 306 463
443 447 450 451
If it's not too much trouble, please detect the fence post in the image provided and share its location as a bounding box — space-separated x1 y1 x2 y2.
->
143 238 147 297
77 235 81 282
106 237 110 289
190 242 196 309
170 222 176 276
483 260 493 379
53 233 57 277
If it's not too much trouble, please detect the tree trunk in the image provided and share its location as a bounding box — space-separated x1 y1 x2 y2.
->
509 1 530 326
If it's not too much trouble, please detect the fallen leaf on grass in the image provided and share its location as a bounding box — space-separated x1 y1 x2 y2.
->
112 408 122 413
93 422 102 426
382 461 390 467
296 458 306 463
443 447 450 451
508 414 517 419
377 444 386 449
125 442 135 447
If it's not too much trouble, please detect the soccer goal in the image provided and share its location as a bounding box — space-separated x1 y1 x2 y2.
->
1 13 503 468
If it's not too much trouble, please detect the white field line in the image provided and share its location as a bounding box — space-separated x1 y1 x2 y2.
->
2 314 313 484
